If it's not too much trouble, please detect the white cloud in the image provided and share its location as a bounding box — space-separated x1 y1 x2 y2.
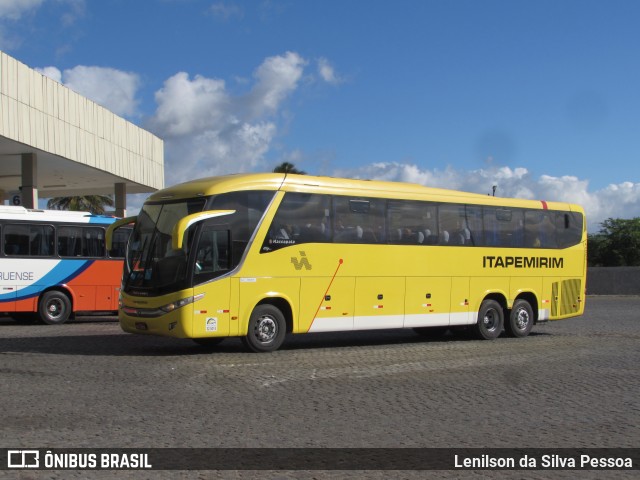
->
0 0 85 49
59 0 86 26
62 66 140 117
147 51 309 185
150 72 229 138
317 57 343 85
0 0 43 20
0 0 43 47
334 161 640 231
35 65 62 83
245 51 306 118
36 64 140 117
209 1 243 21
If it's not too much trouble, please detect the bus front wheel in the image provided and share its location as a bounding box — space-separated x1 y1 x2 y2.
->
242 304 286 353
474 299 503 340
505 299 534 338
39 291 72 325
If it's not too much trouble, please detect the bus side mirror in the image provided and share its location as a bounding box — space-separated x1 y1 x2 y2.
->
171 210 236 250
106 216 137 250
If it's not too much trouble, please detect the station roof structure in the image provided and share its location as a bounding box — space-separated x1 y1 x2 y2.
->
0 50 164 214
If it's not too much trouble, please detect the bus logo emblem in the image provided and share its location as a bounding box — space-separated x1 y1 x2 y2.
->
291 251 312 270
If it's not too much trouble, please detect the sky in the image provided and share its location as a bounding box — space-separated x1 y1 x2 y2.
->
1 0 639 230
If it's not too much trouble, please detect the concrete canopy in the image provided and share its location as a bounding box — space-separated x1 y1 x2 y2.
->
0 51 164 214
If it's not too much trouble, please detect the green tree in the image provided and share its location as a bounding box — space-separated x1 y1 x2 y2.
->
47 195 115 215
588 217 640 266
273 162 306 174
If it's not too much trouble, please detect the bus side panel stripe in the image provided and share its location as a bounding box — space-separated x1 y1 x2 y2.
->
0 260 93 302
307 316 353 333
403 313 449 328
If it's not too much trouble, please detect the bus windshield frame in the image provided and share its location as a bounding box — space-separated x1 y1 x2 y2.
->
123 190 275 296
124 198 207 295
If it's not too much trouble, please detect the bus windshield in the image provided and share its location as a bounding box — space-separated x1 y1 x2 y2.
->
124 191 275 294
125 198 207 292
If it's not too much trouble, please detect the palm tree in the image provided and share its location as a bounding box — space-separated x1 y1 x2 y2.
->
47 195 115 214
273 162 306 174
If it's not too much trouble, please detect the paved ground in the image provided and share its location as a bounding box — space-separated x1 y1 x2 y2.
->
0 296 638 479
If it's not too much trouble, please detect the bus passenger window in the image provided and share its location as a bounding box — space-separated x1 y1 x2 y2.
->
4 224 54 256
58 226 83 256
262 193 330 252
556 211 583 248
4 226 28 255
83 228 106 257
438 205 468 246
525 210 556 248
333 196 384 244
387 200 437 245
483 207 523 247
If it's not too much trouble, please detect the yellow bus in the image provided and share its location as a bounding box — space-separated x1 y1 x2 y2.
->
107 173 586 352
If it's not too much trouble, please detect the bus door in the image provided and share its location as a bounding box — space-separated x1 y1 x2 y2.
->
404 277 451 328
190 226 232 338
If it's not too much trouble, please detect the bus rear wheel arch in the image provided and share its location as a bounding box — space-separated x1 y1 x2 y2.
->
242 304 287 353
505 299 534 338
38 290 72 325
474 299 504 340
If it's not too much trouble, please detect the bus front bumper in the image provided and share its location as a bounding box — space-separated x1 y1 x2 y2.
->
119 310 192 337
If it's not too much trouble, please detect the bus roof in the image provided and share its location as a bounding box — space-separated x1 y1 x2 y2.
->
0 205 118 224
145 173 584 213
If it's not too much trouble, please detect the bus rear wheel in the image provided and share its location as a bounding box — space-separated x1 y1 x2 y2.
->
505 299 534 338
474 299 503 340
242 304 286 353
39 291 72 325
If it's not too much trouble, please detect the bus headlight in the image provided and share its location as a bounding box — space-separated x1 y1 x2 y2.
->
160 293 205 313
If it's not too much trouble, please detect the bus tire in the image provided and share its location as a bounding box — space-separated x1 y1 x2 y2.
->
505 299 534 338
474 299 503 340
242 304 286 353
39 291 72 325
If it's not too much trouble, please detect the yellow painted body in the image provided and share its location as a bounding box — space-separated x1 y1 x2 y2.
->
119 174 586 339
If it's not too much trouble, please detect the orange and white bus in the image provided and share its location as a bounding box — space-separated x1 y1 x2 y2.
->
107 173 586 352
1 206 130 324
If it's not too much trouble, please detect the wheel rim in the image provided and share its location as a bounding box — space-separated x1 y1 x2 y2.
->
255 314 278 343
483 308 499 332
514 307 530 331
47 299 63 319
